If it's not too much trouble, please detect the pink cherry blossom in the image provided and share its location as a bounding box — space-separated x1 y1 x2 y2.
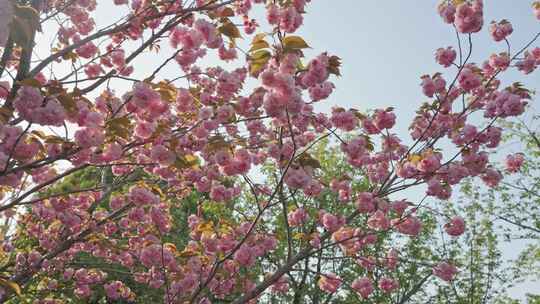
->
516 51 538 74
433 262 458 282
378 277 399 293
458 67 482 92
454 2 484 34
234 245 256 267
318 274 341 293
438 2 456 24
287 208 308 227
481 168 502 188
435 47 457 67
534 1 540 20
488 53 510 71
356 192 376 213
489 20 513 42
128 186 159 206
445 216 466 237
505 153 525 173
351 277 373 298
395 215 422 236
0 1 537 302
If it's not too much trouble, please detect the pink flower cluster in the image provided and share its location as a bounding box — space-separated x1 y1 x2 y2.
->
351 277 374 298
70 268 107 299
489 20 513 42
534 1 540 20
439 0 484 34
104 281 133 300
421 74 446 97
433 262 458 282
13 87 67 126
287 207 308 227
516 48 540 74
445 216 466 237
505 153 525 173
435 47 457 67
267 3 305 33
318 274 341 294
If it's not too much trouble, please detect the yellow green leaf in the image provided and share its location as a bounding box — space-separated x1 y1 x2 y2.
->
364 135 374 152
253 33 267 43
30 130 48 142
173 154 199 170
178 249 198 258
163 243 177 253
62 51 79 62
250 33 269 52
197 221 214 234
408 154 422 165
153 81 177 102
283 36 310 50
249 50 271 75
10 5 41 47
44 136 67 144
0 107 13 124
293 233 305 240
350 109 367 120
106 116 132 140
328 55 342 76
57 93 78 115
297 153 321 169
249 40 270 53
0 278 21 297
251 49 271 61
218 20 241 39
18 78 42 88
149 184 165 197
218 7 235 17
205 135 230 153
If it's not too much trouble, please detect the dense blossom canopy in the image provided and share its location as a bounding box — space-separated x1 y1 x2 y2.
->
0 0 539 303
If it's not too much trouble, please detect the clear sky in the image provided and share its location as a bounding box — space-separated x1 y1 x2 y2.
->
34 0 540 300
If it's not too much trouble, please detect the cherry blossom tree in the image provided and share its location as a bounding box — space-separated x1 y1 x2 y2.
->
0 0 540 303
